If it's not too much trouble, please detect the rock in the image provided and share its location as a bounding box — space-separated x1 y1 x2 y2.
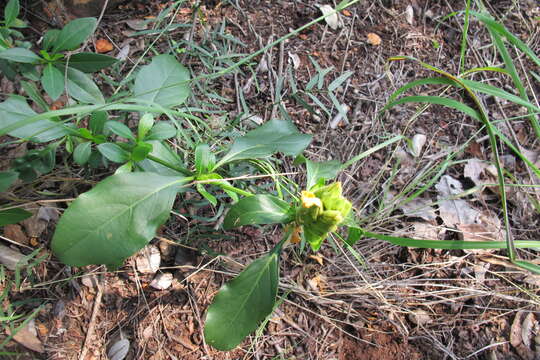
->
135 245 160 274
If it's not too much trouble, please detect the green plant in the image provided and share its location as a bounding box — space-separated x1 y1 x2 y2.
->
2 0 538 354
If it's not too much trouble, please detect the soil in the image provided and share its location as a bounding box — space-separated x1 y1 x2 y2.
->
1 0 539 359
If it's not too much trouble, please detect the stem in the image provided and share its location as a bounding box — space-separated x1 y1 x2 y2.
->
146 154 192 176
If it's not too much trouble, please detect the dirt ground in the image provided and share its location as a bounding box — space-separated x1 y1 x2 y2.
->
1 0 540 359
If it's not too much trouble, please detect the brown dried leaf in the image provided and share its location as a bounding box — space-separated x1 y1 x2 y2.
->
95 39 114 53
3 224 28 245
367 33 382 46
9 319 44 353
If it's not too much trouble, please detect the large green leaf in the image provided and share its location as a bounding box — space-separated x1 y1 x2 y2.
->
204 252 279 350
4 0 19 27
59 65 104 104
133 54 190 108
0 96 69 142
0 48 40 63
51 173 187 268
41 63 64 101
306 159 341 190
52 17 97 53
215 119 312 168
223 195 292 230
65 52 118 73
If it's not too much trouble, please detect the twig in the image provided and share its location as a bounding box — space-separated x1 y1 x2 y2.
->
79 273 104 360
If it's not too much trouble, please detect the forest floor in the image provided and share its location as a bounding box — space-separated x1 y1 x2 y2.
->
1 0 540 359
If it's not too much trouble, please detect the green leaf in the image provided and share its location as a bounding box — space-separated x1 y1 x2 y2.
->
51 173 187 267
52 17 97 53
223 195 292 230
133 54 190 108
20 81 49 111
42 29 60 52
204 252 279 350
0 48 40 63
41 63 64 101
216 119 312 168
328 70 354 92
138 141 184 176
145 121 177 140
137 113 154 140
65 52 118 73
306 159 341 190
197 183 217 206
89 111 107 134
105 121 135 141
73 142 91 165
61 65 104 104
0 171 18 192
194 144 215 174
0 208 32 226
131 142 152 162
4 0 19 27
0 96 69 142
97 143 130 163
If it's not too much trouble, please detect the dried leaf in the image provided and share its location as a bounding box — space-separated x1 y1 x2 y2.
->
135 245 160 274
399 197 437 222
150 272 173 290
464 158 496 187
319 5 340 30
367 33 382 46
3 224 28 245
436 175 480 227
288 52 301 69
0 244 27 270
108 338 130 360
10 319 44 353
411 222 440 240
308 254 324 266
307 274 325 292
95 39 113 53
125 19 147 31
521 313 536 349
408 309 430 325
405 5 414 25
116 44 130 61
510 311 524 347
409 134 426 157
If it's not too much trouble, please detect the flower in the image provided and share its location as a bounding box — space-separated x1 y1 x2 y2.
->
296 182 352 251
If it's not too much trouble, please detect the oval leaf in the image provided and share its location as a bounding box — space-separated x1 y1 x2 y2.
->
223 195 292 230
133 54 190 108
0 48 40 64
51 173 187 267
0 96 69 142
52 17 97 53
204 252 279 350
216 119 312 168
66 52 119 73
97 143 130 163
60 65 104 104
41 64 64 101
73 142 91 165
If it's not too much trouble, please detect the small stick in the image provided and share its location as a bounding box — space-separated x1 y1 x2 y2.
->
79 273 104 360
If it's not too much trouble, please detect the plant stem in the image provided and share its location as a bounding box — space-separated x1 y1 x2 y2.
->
146 154 192 176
